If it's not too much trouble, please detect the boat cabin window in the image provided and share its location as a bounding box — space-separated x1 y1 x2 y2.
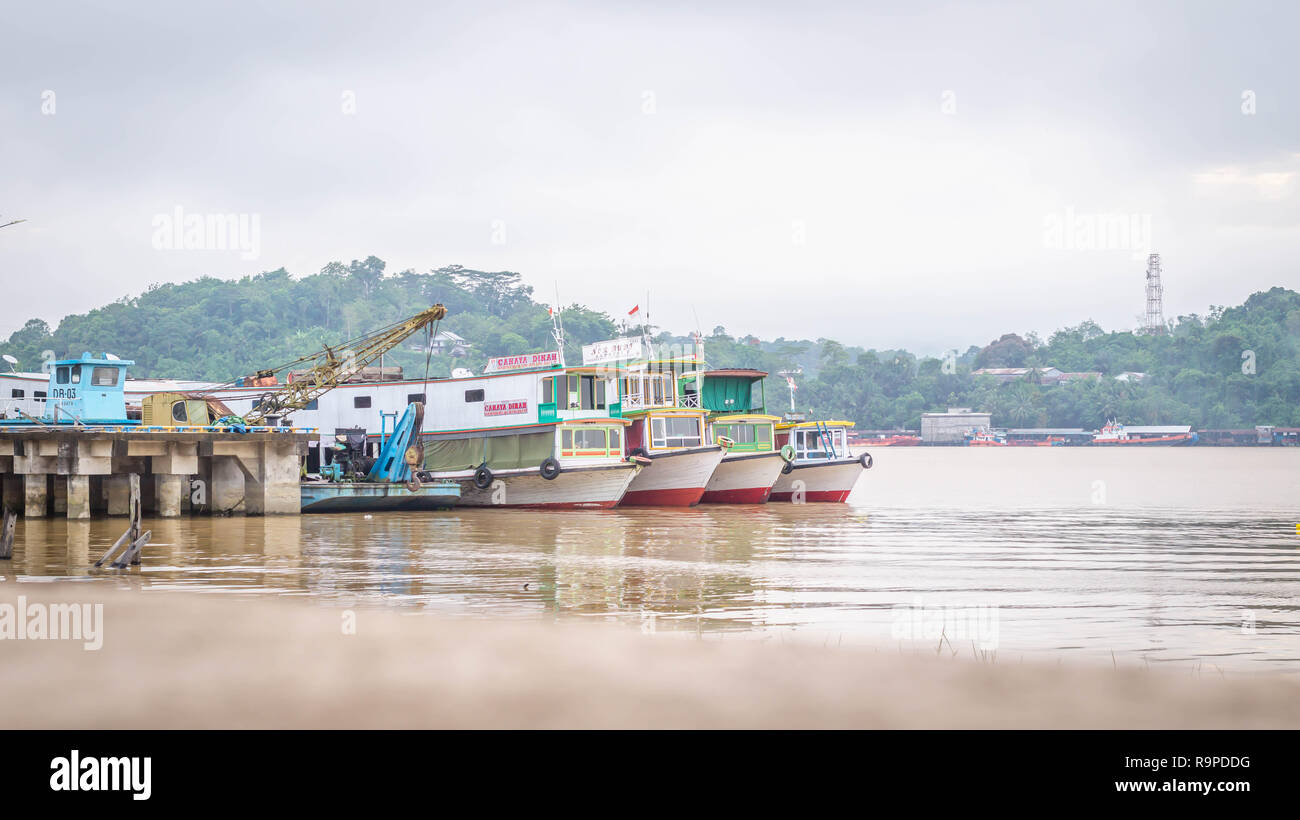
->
91 366 118 387
714 422 772 450
70 365 81 384
542 377 554 405
651 416 702 448
560 426 621 457
354 396 372 409
794 428 845 458
561 375 608 410
34 391 46 399
465 389 485 403
56 366 69 384
407 393 425 404
10 389 22 398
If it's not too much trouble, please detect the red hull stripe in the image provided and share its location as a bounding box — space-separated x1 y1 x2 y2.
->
619 486 707 507
700 487 772 504
769 490 852 503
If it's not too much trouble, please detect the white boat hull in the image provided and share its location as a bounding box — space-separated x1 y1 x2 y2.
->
769 458 864 503
620 446 725 506
700 451 786 504
427 461 639 508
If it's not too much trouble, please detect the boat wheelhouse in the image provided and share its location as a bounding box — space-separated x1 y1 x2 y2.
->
418 355 639 508
769 418 870 503
698 369 789 504
587 337 724 506
0 353 135 426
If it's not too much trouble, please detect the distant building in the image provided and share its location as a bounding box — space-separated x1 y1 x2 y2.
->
1056 372 1102 384
921 407 992 444
1114 371 1147 383
971 367 1063 384
410 330 470 357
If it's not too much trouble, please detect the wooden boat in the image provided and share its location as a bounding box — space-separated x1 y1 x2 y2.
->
769 418 870 502
698 369 788 503
417 357 640 508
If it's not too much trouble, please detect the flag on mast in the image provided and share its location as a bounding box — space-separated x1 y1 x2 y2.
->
628 304 640 316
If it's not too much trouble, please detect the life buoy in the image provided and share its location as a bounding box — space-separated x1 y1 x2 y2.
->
540 456 561 480
473 465 494 490
716 435 735 449
781 460 794 475
779 444 795 462
859 452 873 470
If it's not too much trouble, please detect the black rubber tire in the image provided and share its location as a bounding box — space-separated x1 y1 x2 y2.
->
860 452 873 470
540 456 561 481
473 465 494 490
405 476 422 493
781 460 794 475
629 447 649 459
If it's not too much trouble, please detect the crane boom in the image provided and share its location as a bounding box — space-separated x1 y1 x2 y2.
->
240 304 447 424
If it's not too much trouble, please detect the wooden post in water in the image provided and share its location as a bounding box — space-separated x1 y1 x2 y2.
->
94 473 150 570
0 506 15 560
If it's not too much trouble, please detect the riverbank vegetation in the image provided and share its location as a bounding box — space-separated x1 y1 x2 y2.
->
4 258 1298 429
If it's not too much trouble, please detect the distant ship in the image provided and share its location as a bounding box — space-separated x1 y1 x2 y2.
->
1091 421 1198 446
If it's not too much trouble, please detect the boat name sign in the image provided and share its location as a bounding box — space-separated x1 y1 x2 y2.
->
483 351 562 374
484 399 529 417
582 337 643 365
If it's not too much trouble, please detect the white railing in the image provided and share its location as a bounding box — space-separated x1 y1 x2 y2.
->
678 393 700 408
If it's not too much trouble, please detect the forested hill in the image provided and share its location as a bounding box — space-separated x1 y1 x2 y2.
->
4 257 1299 429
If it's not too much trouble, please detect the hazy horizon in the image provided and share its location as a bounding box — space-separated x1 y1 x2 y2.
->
3 0 1298 355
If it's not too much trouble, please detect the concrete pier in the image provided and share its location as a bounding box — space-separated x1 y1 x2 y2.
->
66 475 91 519
155 474 183 518
25 475 47 518
0 428 313 518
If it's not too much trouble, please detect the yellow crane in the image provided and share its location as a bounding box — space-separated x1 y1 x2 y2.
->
241 304 447 425
143 304 448 427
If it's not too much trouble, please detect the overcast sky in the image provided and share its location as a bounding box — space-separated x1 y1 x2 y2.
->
2 0 1298 355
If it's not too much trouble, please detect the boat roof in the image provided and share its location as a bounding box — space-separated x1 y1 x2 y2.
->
777 419 856 430
53 352 135 367
711 413 781 422
704 368 768 379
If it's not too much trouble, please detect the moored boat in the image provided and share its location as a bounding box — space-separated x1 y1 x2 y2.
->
698 368 789 503
1091 421 1198 446
300 481 460 513
418 356 642 508
769 418 870 502
620 407 724 506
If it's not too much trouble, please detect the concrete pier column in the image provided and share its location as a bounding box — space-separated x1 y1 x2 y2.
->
155 474 183 518
24 474 48 518
106 475 131 516
66 475 91 519
244 442 300 515
210 457 245 514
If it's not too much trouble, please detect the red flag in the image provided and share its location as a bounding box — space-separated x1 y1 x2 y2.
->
628 304 640 316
